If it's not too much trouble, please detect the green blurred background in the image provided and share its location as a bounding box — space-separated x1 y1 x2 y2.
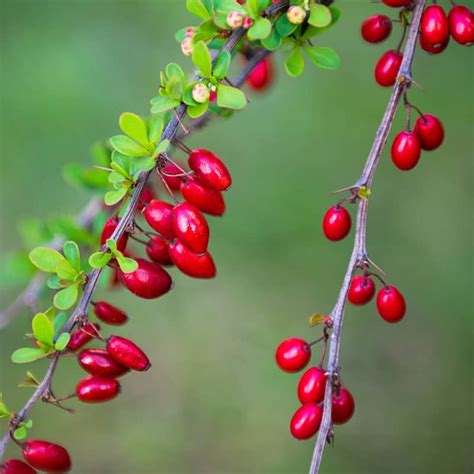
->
1 1 473 473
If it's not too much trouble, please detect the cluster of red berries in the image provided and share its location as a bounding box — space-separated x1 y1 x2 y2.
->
275 338 355 440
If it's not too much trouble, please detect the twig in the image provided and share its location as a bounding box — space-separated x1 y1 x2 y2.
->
308 1 426 473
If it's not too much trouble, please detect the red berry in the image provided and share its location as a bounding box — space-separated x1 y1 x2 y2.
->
144 200 175 239
391 131 421 170
448 5 474 45
22 440 71 473
1 459 37 474
348 275 376 305
76 375 120 403
188 149 231 191
376 285 406 323
332 387 355 424
160 162 184 191
374 50 403 87
120 258 172 299
421 5 449 47
146 235 173 266
419 33 449 54
290 404 323 440
361 15 392 43
180 177 226 216
78 348 129 378
382 0 410 7
172 202 210 254
106 335 151 371
322 205 352 241
169 240 216 279
137 186 156 212
92 301 128 325
67 322 101 351
247 57 274 91
297 367 327 404
100 217 128 252
414 114 445 151
275 338 311 373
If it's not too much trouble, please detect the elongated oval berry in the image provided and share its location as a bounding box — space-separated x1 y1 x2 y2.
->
374 50 403 87
180 177 225 216
188 149 231 191
144 200 175 239
332 387 355 424
414 114 445 151
67 322 100 351
382 0 410 6
421 5 449 47
120 258 172 299
146 235 173 266
1 459 37 474
376 285 406 323
322 205 352 241
78 348 129 378
160 162 184 191
76 375 120 403
290 404 323 440
22 440 71 473
419 33 449 54
348 275 376 305
361 15 392 43
247 57 274 91
100 217 128 252
169 240 216 279
297 367 327 404
448 6 474 45
275 338 311 373
106 335 151 371
92 301 128 325
391 131 421 170
172 202 209 254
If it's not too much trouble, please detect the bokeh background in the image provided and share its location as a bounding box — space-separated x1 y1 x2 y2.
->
1 1 473 473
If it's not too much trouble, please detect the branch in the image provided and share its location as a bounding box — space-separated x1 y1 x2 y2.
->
308 1 426 472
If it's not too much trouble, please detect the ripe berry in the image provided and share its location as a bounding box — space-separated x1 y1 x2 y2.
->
160 162 184 190
146 235 173 266
92 301 128 325
144 200 175 239
322 205 352 241
332 387 355 425
391 131 421 170
106 335 151 371
297 367 327 404
287 6 306 25
67 322 101 351
1 459 37 474
290 404 323 440
448 6 474 45
419 34 449 54
348 275 376 305
376 285 406 323
275 338 311 373
100 217 128 252
188 149 232 191
172 202 210 254
361 15 392 43
421 5 449 47
414 114 445 151
169 240 216 279
76 375 120 403
22 440 71 473
382 0 410 6
192 83 210 104
227 10 244 29
137 186 156 212
78 348 129 378
374 50 403 87
181 37 193 57
120 258 172 299
180 177 225 216
247 57 274 91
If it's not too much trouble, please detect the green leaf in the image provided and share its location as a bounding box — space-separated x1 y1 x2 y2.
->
186 0 211 20
11 348 48 364
155 139 170 156
32 313 54 347
150 96 181 114
134 157 157 172
192 41 213 78
18 371 41 388
216 85 246 110
14 426 27 440
304 45 340 70
261 27 282 51
119 112 150 148
308 4 332 28
187 101 209 118
166 63 186 86
183 82 199 106
53 284 79 310
301 6 342 40
63 163 110 191
285 46 305 77
91 141 111 167
247 17 272 40
47 275 63 289
115 254 138 273
175 26 189 42
110 135 148 157
104 186 129 206
88 251 112 269
55 259 78 280
54 332 71 351
63 241 81 272
148 114 165 145
106 238 118 253
213 51 231 80
276 13 298 37
29 247 66 273
53 312 67 334
0 395 11 418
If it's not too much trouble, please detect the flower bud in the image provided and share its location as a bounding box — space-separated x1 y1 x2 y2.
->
181 37 193 56
185 27 196 38
287 6 306 25
243 17 254 30
227 11 244 29
192 83 210 104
